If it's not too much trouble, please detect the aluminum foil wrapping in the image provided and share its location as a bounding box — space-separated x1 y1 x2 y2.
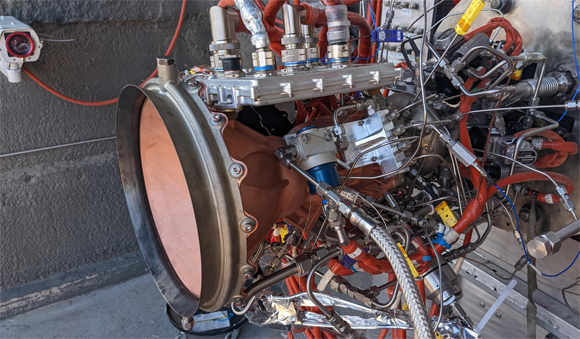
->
245 292 412 330
233 0 270 49
436 319 481 339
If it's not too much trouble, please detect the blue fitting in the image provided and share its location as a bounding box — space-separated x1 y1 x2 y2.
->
306 163 340 194
296 125 317 135
254 65 274 71
422 256 433 262
283 61 307 66
328 57 349 63
341 255 356 269
322 199 328 205
434 233 451 249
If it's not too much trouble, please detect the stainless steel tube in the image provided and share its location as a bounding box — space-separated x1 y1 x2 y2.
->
209 6 237 42
528 220 580 259
557 219 580 240
302 23 317 40
283 4 301 35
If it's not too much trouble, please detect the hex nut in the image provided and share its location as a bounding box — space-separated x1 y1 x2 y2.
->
180 317 194 330
157 56 175 66
530 232 561 259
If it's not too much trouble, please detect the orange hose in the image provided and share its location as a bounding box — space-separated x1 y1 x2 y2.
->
318 25 329 59
217 0 236 8
329 259 356 276
514 129 578 168
312 327 323 339
429 303 439 317
416 277 426 303
392 329 406 338
464 17 522 56
487 171 574 204
347 12 372 63
342 240 394 274
263 0 286 26
432 77 489 255
378 329 389 339
24 0 188 106
301 2 327 25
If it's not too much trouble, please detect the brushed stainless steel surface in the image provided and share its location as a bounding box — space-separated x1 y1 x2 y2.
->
202 63 402 110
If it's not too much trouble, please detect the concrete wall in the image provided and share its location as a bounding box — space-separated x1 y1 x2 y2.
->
0 0 250 305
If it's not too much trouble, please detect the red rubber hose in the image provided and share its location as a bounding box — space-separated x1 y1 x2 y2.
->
465 17 522 56
217 0 235 7
487 171 574 204
328 259 355 276
514 129 578 168
263 0 285 26
347 12 372 63
24 0 188 106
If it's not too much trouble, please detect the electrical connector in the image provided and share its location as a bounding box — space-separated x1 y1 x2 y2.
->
371 29 404 43
455 0 486 36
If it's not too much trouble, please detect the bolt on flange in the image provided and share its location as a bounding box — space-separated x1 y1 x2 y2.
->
240 218 256 233
229 163 244 178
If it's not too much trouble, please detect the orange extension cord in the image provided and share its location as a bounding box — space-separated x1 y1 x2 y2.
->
23 0 188 106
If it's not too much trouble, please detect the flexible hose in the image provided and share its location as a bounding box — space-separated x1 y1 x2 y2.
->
368 227 434 339
217 0 236 7
464 17 522 56
514 129 578 169
487 171 574 204
24 0 188 106
264 0 286 26
346 12 372 63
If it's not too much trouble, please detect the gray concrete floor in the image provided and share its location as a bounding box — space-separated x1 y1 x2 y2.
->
0 275 284 339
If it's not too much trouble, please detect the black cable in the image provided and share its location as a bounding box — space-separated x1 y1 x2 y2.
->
243 263 300 301
561 279 580 315
306 249 342 318
305 249 358 337
463 258 517 281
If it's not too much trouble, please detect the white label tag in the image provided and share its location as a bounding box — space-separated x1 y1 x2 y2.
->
544 194 554 204
348 246 364 258
402 8 412 15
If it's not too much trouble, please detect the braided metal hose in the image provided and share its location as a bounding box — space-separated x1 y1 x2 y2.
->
369 227 434 339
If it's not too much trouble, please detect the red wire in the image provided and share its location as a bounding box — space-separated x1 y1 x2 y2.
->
23 0 188 106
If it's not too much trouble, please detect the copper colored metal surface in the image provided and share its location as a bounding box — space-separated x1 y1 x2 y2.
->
222 120 308 255
139 99 202 296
